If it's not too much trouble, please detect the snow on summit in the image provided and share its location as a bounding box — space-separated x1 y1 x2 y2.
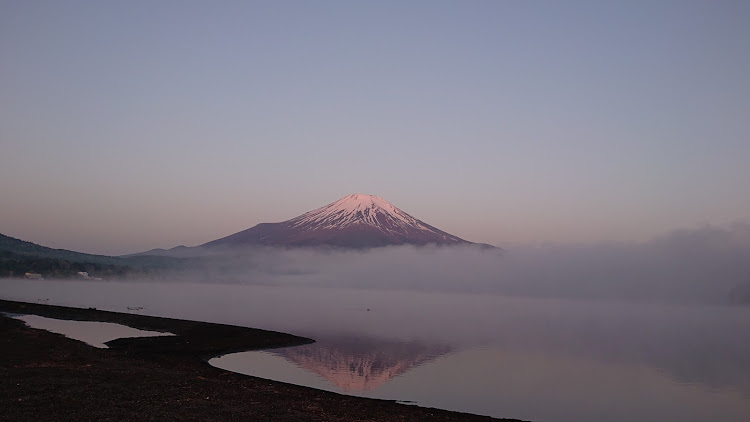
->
289 194 436 233
203 194 487 249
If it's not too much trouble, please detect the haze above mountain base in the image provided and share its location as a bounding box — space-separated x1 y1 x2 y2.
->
133 224 750 306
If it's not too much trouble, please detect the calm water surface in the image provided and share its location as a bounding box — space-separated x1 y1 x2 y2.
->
8 314 174 348
2 279 749 422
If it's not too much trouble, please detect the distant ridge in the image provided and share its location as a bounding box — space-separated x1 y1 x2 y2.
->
203 194 494 249
0 233 182 277
0 233 121 265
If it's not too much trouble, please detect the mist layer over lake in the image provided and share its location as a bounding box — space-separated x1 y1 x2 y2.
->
137 224 750 306
2 279 749 422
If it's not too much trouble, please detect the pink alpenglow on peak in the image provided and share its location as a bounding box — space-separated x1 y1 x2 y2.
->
203 194 494 249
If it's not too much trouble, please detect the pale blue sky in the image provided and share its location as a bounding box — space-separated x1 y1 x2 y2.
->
2 1 749 254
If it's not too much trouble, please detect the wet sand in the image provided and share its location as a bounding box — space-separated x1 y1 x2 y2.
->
0 299 524 421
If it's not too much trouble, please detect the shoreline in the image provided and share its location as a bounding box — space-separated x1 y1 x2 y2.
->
0 299 525 421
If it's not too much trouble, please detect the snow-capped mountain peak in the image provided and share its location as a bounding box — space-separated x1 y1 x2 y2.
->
203 193 488 249
288 193 434 233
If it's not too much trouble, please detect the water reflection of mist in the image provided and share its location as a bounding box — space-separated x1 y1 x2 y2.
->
4 277 750 421
210 327 750 422
3 279 750 396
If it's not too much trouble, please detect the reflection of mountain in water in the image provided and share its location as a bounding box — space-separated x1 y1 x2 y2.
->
272 336 452 392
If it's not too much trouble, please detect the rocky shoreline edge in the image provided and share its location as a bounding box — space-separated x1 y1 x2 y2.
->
0 299 525 421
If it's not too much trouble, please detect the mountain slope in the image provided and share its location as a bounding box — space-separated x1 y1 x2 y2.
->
0 233 122 265
0 233 183 274
203 194 488 249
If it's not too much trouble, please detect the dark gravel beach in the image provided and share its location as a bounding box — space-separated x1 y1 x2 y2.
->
0 299 524 421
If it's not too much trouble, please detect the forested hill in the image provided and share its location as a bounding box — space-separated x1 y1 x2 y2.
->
0 233 183 278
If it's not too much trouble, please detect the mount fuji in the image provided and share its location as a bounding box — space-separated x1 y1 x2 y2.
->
202 194 491 249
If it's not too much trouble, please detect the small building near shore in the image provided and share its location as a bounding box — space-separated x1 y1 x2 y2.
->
24 272 43 280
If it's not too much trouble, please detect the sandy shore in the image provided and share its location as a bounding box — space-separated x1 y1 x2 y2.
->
0 299 524 421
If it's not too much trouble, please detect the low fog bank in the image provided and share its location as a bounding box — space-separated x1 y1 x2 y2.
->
149 224 750 305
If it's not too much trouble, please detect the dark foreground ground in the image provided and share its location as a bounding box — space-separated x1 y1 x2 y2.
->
0 300 524 421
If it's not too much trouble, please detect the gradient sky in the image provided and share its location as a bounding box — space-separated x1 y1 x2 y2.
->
2 1 749 255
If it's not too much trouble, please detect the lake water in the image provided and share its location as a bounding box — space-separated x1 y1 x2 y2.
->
2 279 749 422
9 314 174 348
